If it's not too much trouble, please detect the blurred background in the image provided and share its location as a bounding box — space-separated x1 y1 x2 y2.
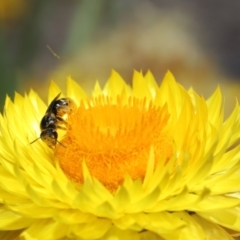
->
1 0 240 116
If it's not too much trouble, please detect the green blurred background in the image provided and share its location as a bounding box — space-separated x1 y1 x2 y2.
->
1 0 240 114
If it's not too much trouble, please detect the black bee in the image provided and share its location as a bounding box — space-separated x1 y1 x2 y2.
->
30 93 76 149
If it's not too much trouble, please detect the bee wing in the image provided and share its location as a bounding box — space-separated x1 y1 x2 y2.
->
45 92 61 114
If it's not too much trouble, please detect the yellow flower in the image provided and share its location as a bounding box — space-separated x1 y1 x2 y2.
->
0 70 240 240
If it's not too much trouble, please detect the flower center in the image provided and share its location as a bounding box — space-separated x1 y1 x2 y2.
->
55 95 173 192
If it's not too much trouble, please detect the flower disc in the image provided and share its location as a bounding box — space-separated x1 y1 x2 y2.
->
56 95 172 192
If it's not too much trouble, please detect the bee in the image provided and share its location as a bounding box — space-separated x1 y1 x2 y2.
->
30 93 76 149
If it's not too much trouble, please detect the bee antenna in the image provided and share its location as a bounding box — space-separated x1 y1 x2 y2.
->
30 137 41 145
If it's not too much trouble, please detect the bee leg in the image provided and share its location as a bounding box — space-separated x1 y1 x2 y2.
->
56 116 68 124
56 117 73 130
57 125 67 130
57 140 66 148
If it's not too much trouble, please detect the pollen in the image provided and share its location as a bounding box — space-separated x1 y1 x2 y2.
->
55 95 173 192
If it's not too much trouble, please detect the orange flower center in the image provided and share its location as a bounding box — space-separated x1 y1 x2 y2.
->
55 95 173 192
